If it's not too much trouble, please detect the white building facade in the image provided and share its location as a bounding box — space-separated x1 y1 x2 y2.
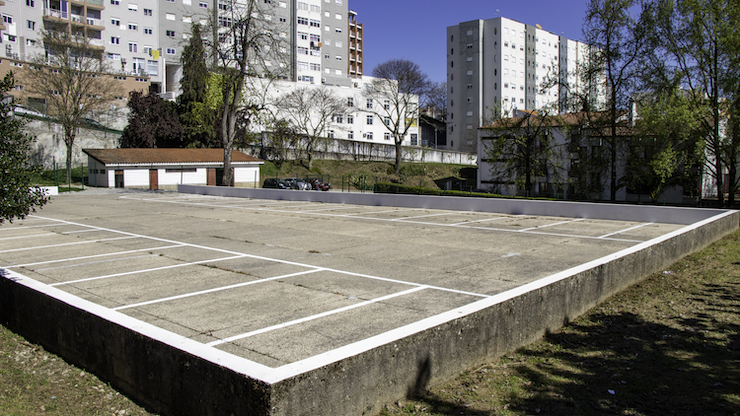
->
446 17 604 153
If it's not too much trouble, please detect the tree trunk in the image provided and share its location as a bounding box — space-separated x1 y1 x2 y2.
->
65 128 76 186
394 138 402 174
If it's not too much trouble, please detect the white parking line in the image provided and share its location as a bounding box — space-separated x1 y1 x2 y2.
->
61 229 105 235
0 236 137 253
49 255 249 287
598 222 654 239
0 233 56 241
207 286 428 347
449 216 511 226
519 218 585 232
35 254 161 272
113 269 324 311
5 244 184 268
392 212 455 221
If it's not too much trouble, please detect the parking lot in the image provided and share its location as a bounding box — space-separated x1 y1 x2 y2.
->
0 190 686 370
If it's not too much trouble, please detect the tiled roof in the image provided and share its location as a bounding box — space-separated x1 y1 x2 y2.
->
82 148 263 165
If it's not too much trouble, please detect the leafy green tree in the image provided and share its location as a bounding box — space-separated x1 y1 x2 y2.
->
178 23 216 148
640 0 740 206
120 91 185 148
624 90 704 202
0 73 49 223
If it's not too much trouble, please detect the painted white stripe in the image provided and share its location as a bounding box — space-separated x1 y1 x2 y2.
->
49 255 249 286
0 223 73 230
519 218 585 232
449 216 510 226
598 222 654 239
6 245 184 268
0 233 56 241
208 286 427 347
392 212 454 221
0 236 137 254
113 269 324 311
35 254 160 272
61 229 103 235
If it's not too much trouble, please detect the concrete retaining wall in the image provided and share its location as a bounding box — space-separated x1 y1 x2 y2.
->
2 189 738 416
179 185 731 225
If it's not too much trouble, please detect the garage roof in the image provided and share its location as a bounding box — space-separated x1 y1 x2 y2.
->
82 148 263 166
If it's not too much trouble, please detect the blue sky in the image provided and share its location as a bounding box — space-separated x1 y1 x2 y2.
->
348 0 591 83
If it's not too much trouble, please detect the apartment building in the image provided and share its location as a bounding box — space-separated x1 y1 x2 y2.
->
446 17 603 153
0 0 364 99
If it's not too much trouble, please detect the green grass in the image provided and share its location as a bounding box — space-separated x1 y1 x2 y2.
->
2 227 739 415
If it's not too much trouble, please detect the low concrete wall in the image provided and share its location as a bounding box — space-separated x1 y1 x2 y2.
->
2 192 738 416
179 185 731 225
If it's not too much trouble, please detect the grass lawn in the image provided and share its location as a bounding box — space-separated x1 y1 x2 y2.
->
2 230 739 416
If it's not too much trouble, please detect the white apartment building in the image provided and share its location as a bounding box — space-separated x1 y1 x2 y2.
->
446 17 604 153
0 0 363 99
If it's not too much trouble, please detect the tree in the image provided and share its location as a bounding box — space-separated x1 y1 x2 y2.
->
423 81 447 118
364 59 430 174
582 0 645 201
0 73 49 224
481 110 563 196
207 0 287 186
640 0 740 206
624 90 704 202
120 91 185 148
21 29 122 185
178 23 217 148
276 86 347 169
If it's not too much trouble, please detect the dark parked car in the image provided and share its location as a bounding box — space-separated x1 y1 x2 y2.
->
262 178 289 189
282 177 311 190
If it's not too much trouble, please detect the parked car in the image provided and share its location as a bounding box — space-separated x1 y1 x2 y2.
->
262 178 289 189
308 178 331 191
282 177 311 190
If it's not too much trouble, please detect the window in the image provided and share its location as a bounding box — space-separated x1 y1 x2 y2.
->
410 134 418 146
383 100 390 110
144 28 152 34
348 131 353 139
299 32 308 40
27 20 35 30
384 117 390 126
347 115 354 124
166 13 175 21
110 0 119 4
128 23 138 31
166 30 175 37
128 3 137 11
199 2 208 7
384 132 391 141
108 53 121 59
366 115 373 125
2 15 12 25
335 55 342 61
335 27 342 33
128 42 137 52
111 18 120 26
328 130 334 138
143 8 152 16
111 36 120 44
310 63 321 71
347 97 354 107
366 132 373 140
310 19 320 27
26 0 35 6
297 16 308 25
166 48 176 55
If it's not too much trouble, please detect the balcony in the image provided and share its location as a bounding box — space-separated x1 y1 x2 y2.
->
44 9 69 20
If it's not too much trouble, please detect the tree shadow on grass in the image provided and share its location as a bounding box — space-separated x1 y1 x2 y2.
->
507 280 740 416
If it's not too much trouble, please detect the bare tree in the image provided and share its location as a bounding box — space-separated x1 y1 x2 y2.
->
364 59 430 174
276 86 347 170
22 30 122 185
206 0 288 186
